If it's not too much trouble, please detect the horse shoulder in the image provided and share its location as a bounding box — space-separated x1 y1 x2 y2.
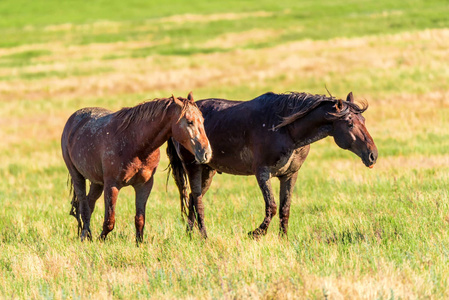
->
267 143 310 177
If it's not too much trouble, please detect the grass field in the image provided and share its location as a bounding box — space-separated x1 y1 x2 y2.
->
1 0 449 298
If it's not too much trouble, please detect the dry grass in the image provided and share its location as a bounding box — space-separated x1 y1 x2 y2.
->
40 11 277 32
159 11 277 24
203 28 284 49
1 28 448 105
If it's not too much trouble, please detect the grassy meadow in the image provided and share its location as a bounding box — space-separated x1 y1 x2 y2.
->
1 0 449 298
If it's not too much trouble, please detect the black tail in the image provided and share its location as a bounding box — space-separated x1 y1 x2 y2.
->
67 175 82 236
166 138 190 221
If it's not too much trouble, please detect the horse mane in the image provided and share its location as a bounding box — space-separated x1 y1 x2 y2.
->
115 96 192 133
255 92 368 130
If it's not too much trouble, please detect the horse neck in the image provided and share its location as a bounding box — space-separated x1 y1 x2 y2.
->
285 105 333 148
125 109 175 153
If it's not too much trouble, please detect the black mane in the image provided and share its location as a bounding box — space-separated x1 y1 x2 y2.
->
254 92 368 129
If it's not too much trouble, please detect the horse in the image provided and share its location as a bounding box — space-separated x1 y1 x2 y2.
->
61 92 212 243
167 91 378 239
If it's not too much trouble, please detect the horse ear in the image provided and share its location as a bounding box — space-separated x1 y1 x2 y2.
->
187 91 194 103
171 94 183 106
336 99 344 112
346 92 354 103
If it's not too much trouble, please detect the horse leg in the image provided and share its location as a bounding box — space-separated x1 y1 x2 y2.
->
190 165 216 237
278 171 299 238
99 183 120 241
185 163 199 234
185 163 208 238
250 167 276 238
70 171 89 240
134 177 154 245
62 153 84 237
201 165 217 196
87 182 103 214
80 182 103 241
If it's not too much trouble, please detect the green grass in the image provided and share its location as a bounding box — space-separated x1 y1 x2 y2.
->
1 145 448 298
0 0 446 31
1 0 449 49
1 0 449 298
0 67 114 81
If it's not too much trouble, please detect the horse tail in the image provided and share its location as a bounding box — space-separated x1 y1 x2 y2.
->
67 174 82 236
166 138 189 221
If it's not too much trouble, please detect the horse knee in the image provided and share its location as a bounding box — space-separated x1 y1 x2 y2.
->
191 193 204 207
107 223 114 232
280 205 290 218
105 216 115 232
135 215 145 231
269 202 277 217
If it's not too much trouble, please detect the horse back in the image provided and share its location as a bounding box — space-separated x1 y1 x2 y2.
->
193 98 292 175
63 107 112 134
196 98 243 116
62 107 113 153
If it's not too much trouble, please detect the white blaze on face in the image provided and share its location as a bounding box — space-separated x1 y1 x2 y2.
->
185 107 204 142
184 113 196 141
179 104 212 163
186 123 195 138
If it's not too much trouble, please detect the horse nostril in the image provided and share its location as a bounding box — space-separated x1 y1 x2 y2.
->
369 152 375 163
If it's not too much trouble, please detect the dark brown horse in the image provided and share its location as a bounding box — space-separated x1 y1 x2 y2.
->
167 91 378 238
62 92 212 243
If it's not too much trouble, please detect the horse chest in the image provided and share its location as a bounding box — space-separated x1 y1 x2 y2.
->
270 147 308 176
209 146 254 175
270 151 295 175
120 151 160 185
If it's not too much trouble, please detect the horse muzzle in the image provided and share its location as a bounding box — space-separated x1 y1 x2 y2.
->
362 150 378 168
194 144 212 164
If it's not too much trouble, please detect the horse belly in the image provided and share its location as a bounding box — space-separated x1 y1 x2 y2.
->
209 146 254 175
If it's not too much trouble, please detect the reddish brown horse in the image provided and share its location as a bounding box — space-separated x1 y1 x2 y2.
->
62 93 212 243
167 91 378 238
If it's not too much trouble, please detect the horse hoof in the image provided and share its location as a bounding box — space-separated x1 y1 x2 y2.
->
248 231 261 240
185 224 194 239
135 236 143 246
185 223 194 232
80 235 91 242
278 232 289 240
80 230 92 242
248 229 265 239
98 233 107 242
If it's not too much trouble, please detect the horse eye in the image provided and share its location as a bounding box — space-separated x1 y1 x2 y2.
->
187 120 194 126
348 122 354 129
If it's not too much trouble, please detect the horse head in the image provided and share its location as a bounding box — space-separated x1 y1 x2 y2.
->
329 92 378 168
171 92 212 164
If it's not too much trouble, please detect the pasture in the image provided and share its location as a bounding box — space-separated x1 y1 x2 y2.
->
0 0 449 298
